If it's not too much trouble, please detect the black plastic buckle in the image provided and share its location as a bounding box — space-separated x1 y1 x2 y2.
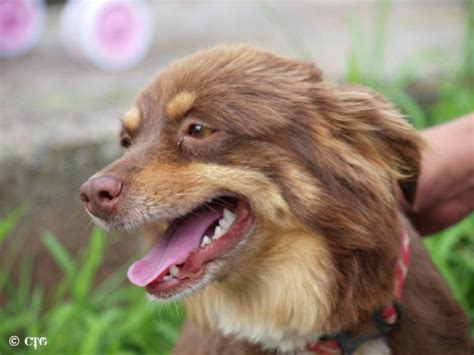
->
327 302 403 355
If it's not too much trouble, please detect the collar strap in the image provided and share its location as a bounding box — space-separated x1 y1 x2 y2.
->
306 228 410 355
307 302 402 355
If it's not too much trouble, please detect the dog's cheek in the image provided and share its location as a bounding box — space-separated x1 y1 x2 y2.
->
128 161 294 226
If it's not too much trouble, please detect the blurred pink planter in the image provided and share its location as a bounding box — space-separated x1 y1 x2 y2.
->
60 0 153 71
0 0 45 58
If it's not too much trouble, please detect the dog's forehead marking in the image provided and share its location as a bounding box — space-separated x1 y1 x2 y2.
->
122 106 141 132
166 91 197 120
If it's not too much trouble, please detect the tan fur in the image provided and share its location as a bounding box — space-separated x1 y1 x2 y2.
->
166 91 197 119
122 106 141 133
127 162 293 229
83 45 470 354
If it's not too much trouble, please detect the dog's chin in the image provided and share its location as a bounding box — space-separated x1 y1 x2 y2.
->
145 261 223 302
112 196 255 301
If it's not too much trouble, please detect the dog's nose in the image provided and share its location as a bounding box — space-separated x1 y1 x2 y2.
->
79 176 123 219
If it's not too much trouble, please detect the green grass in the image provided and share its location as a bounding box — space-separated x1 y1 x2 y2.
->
1 1 473 352
0 214 185 355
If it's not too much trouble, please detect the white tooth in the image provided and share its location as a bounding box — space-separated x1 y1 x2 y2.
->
163 275 172 282
169 265 180 277
201 235 212 248
219 217 232 230
213 225 225 240
223 208 236 223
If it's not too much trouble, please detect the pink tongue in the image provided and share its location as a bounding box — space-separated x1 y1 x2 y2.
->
127 208 221 287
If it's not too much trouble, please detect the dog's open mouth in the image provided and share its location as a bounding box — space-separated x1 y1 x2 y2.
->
127 197 253 297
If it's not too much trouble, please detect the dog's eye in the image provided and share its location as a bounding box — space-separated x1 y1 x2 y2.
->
187 124 215 139
120 136 132 148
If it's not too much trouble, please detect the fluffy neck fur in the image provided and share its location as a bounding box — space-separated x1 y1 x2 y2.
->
184 228 337 352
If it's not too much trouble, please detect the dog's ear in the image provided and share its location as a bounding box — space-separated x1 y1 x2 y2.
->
379 116 422 206
355 89 423 206
307 84 423 207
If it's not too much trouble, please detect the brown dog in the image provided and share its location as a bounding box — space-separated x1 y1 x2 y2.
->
80 45 470 354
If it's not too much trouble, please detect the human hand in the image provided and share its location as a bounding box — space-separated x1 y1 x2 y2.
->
402 114 474 235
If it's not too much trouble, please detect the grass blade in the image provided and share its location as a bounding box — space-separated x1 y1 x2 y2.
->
0 204 27 244
73 228 106 302
42 232 76 281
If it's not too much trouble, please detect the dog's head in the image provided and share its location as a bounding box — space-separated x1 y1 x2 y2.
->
80 45 421 330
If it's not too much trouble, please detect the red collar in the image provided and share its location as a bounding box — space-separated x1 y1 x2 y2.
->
306 228 410 355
